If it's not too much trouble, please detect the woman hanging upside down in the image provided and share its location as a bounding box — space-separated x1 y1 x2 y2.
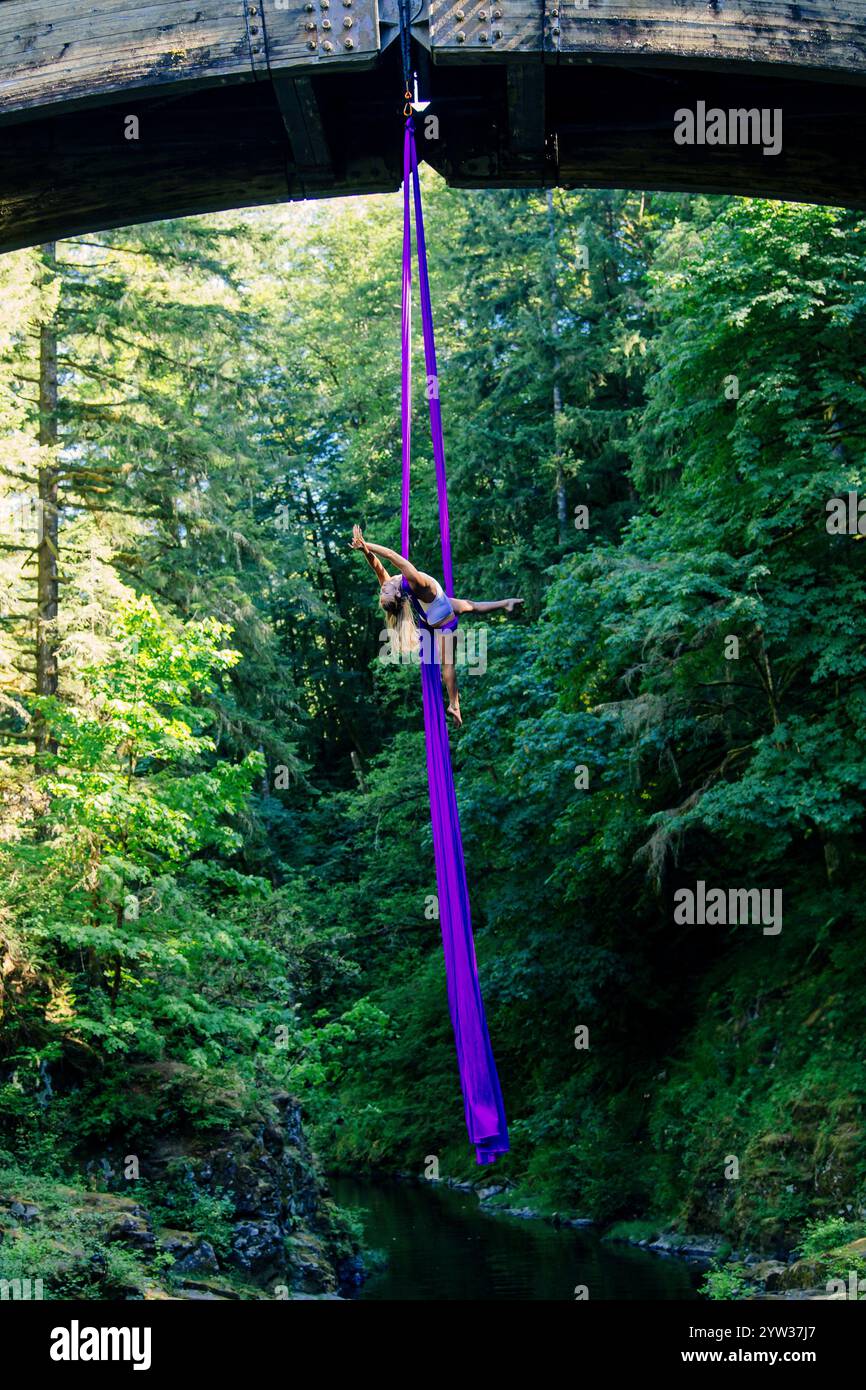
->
351 524 523 726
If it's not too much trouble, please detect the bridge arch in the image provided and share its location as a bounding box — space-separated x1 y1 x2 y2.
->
1 0 865 250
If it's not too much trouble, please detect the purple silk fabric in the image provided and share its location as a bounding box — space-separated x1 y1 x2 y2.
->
400 119 509 1164
400 128 413 562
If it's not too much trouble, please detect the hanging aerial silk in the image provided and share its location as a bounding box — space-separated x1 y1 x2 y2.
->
400 115 509 1165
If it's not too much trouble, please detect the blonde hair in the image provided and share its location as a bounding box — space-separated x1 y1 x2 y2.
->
385 595 420 657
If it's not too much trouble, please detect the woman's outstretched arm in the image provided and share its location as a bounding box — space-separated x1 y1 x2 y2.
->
351 525 389 585
361 537 435 597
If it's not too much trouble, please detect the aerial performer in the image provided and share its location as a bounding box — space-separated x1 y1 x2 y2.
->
351 524 522 724
358 16 510 1161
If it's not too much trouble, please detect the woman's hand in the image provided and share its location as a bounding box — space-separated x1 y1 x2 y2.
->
351 524 368 552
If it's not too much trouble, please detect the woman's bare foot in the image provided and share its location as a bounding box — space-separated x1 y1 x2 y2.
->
448 699 463 726
504 598 524 614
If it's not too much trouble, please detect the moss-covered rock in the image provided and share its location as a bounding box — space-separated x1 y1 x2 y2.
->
777 1258 826 1291
0 1088 361 1300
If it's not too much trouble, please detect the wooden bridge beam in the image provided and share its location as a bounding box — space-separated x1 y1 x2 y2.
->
1 0 865 251
271 73 333 175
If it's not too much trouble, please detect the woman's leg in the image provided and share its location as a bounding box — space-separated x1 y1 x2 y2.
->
450 596 523 615
436 629 462 725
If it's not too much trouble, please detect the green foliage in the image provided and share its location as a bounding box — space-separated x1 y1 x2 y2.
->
322 1200 368 1262
1 186 865 1272
762 1215 866 1289
700 1264 752 1301
0 1164 151 1299
798 1216 866 1260
0 592 276 1100
142 1173 236 1257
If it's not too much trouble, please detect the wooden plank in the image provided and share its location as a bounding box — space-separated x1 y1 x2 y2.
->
429 0 543 59
0 0 253 111
550 1 866 77
429 0 866 76
271 72 332 167
506 60 545 152
0 0 379 117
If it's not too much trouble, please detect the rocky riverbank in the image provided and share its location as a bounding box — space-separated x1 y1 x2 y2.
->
0 1090 362 1301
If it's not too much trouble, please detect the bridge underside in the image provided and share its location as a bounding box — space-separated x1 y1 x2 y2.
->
1 1 865 250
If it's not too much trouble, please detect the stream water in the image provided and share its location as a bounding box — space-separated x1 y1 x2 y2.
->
329 1175 702 1301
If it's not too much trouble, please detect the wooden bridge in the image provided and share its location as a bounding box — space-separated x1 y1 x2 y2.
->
1 0 865 250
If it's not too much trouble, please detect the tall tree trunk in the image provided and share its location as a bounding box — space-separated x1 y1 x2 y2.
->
546 190 568 545
35 242 59 763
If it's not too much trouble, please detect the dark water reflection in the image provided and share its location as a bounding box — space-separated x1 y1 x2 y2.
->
329 1175 701 1301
